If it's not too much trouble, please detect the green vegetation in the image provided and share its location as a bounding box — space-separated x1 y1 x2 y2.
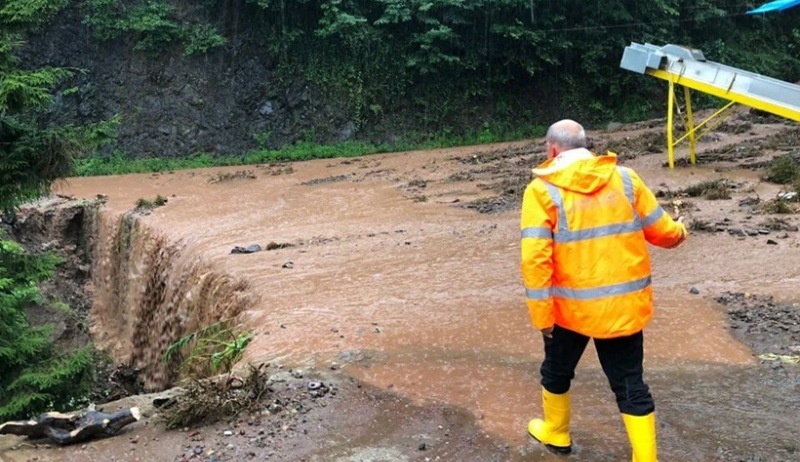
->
764 155 800 184
183 23 227 56
0 234 94 420
17 1 800 161
761 199 797 214
76 124 545 176
83 0 226 55
247 0 800 128
0 0 103 420
134 194 167 210
1 25 76 212
160 320 262 429
6 0 800 168
209 170 257 183
55 0 800 144
162 319 252 377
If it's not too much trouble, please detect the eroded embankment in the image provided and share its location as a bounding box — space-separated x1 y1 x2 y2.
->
90 207 258 390
10 197 98 354
11 196 258 393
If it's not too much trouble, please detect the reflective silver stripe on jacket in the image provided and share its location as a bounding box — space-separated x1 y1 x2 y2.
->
619 166 634 203
525 287 551 300
539 166 642 243
525 275 651 302
551 276 651 300
521 227 553 239
641 206 665 228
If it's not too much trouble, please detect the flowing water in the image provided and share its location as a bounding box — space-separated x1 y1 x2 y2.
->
48 127 800 460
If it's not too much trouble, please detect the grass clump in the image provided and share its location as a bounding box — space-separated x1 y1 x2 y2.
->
688 219 714 232
761 199 797 214
759 217 794 230
680 180 731 200
135 198 153 209
209 170 257 184
764 156 800 184
135 194 168 210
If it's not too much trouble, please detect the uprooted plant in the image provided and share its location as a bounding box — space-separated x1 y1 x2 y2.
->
162 318 252 378
158 320 259 428
158 363 269 429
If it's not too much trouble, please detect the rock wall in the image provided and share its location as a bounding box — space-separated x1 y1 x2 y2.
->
22 5 354 158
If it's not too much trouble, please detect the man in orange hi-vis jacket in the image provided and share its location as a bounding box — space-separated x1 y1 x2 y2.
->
520 119 686 461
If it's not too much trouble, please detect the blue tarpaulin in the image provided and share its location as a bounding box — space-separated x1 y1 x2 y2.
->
747 0 800 14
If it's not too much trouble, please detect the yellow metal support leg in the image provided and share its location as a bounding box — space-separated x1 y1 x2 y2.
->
684 86 696 165
672 101 737 146
667 79 675 169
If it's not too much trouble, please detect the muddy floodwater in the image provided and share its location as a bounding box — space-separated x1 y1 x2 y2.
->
3 111 800 461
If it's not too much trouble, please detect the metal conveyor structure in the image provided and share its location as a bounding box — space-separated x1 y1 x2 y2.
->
620 42 800 168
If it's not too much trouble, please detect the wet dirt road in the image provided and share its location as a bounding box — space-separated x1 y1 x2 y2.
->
4 111 800 461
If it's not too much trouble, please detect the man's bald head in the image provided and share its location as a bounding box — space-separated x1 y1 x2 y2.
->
545 119 587 156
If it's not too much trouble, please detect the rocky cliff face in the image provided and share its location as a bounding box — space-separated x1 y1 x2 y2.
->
22 6 355 158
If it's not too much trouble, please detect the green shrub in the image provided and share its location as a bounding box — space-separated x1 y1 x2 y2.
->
125 1 181 52
761 199 797 214
135 197 154 209
135 194 167 209
183 24 226 56
83 0 225 55
765 156 799 185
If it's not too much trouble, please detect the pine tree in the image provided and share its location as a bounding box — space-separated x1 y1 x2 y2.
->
0 237 94 420
0 0 102 420
0 23 78 213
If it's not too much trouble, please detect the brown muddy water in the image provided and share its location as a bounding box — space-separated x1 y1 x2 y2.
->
9 113 800 461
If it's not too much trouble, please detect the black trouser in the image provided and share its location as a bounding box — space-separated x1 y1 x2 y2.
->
540 325 655 416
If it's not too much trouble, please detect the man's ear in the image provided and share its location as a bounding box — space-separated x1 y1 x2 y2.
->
547 143 558 159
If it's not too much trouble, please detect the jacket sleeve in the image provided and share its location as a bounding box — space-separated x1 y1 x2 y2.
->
630 169 688 249
520 180 556 329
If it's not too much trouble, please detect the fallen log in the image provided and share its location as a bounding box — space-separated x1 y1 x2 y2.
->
0 407 140 445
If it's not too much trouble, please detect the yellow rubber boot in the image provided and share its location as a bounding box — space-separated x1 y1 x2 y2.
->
528 388 571 454
622 413 658 462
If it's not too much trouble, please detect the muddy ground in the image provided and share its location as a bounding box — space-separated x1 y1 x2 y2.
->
2 108 800 461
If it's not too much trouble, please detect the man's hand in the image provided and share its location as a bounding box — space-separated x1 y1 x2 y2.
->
541 326 554 339
677 216 684 224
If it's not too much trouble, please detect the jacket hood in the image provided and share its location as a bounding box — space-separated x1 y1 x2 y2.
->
532 149 619 194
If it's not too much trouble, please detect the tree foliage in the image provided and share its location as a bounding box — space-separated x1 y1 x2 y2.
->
232 0 800 128
0 0 102 420
0 0 78 213
13 0 800 138
83 0 227 55
0 235 94 420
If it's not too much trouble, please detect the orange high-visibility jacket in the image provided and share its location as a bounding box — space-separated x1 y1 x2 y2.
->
520 150 687 339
